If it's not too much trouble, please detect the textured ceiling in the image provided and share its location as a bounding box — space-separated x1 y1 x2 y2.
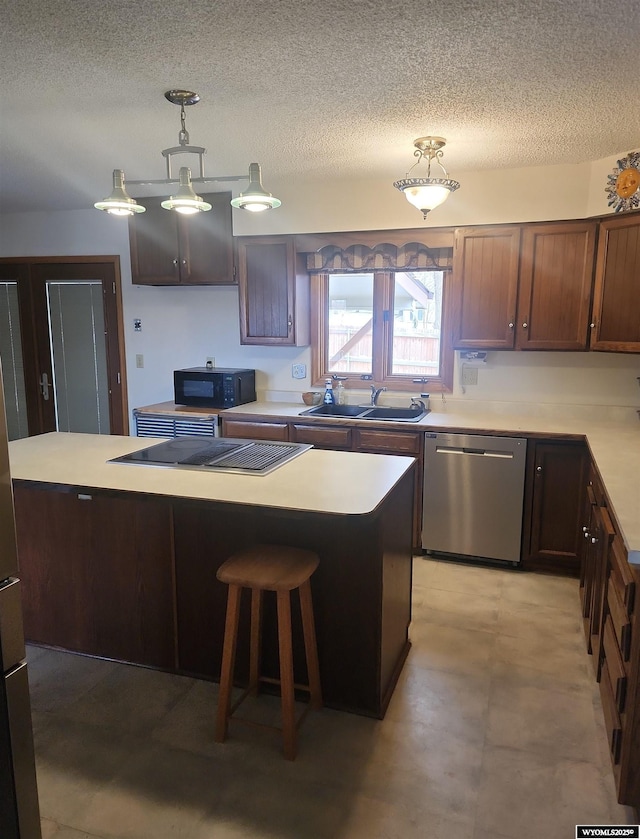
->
1 0 639 213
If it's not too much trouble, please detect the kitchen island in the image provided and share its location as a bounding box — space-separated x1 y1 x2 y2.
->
9 432 416 718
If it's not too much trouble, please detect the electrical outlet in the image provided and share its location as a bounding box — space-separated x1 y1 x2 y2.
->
206 357 215 368
292 363 306 379
135 354 144 369
461 366 478 386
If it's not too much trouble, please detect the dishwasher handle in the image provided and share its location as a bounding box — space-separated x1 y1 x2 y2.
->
436 445 514 459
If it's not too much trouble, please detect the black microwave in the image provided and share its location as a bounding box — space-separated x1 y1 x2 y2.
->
174 367 256 409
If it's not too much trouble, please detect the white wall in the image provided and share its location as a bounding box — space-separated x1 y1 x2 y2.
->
1 151 639 426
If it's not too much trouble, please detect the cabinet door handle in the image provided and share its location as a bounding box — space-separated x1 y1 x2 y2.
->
508 322 514 329
584 530 590 539
522 322 528 328
591 536 597 544
536 465 542 472
590 322 596 329
287 314 293 331
172 258 179 266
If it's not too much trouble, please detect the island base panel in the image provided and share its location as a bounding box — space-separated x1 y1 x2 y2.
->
174 467 414 718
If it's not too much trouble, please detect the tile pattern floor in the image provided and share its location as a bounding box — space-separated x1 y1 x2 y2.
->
29 556 637 839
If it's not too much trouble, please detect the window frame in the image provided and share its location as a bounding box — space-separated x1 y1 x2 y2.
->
310 269 454 393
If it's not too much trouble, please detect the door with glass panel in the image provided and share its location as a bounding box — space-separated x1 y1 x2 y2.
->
0 259 127 439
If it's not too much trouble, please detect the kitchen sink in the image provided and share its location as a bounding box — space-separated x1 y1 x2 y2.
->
362 406 429 421
299 404 429 422
299 404 370 417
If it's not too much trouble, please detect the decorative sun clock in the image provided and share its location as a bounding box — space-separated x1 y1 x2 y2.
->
605 151 640 213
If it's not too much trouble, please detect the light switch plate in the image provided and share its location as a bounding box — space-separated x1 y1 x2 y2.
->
292 363 306 379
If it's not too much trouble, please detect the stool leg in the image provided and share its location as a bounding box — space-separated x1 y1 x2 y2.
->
215 583 241 744
276 590 296 760
299 579 322 710
249 588 262 697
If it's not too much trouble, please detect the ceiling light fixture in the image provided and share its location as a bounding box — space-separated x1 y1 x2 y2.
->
393 136 460 219
230 163 281 212
94 90 281 217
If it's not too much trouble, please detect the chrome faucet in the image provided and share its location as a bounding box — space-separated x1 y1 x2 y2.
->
370 385 387 406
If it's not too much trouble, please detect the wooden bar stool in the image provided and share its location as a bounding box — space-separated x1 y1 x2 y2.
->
214 543 322 760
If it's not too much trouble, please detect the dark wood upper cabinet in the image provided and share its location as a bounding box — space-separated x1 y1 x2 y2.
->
590 212 640 352
129 193 234 285
236 235 309 346
516 222 597 350
451 227 521 349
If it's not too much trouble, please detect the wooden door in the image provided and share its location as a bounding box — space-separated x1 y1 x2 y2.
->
129 193 234 285
178 192 234 285
451 226 521 349
0 258 127 437
517 222 596 349
129 197 181 284
237 236 296 344
590 213 640 351
525 440 588 576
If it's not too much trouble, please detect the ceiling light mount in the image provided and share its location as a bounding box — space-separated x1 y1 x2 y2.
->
394 135 460 219
94 90 281 217
164 90 201 107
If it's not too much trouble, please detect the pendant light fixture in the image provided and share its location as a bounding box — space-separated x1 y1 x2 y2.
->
393 136 460 219
94 90 281 217
230 163 281 212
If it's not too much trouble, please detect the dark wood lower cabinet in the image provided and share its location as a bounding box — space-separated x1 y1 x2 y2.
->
12 468 415 719
579 462 640 809
522 439 588 575
13 483 175 668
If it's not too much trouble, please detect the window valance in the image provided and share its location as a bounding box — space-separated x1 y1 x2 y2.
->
305 242 452 273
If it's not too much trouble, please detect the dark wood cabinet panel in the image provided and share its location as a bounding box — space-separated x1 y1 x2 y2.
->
516 222 596 350
237 236 309 346
451 226 521 349
355 428 421 455
591 212 640 352
290 423 352 449
524 440 588 575
129 194 234 285
13 468 415 720
13 484 175 668
223 418 290 441
173 470 414 718
577 459 640 807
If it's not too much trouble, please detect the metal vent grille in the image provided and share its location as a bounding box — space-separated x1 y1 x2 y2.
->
134 411 218 439
214 443 303 471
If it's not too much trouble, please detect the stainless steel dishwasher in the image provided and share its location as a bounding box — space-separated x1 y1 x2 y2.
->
422 432 527 565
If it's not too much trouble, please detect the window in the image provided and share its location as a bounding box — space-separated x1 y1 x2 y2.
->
311 269 453 392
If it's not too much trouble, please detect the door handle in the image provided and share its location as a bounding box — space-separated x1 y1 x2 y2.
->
39 372 50 401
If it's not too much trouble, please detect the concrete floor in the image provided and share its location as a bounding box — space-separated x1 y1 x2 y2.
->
29 556 636 839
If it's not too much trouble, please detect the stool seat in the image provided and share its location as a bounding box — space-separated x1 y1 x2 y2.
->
217 544 319 591
214 543 322 760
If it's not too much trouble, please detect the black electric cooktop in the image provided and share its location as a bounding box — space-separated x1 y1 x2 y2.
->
109 436 312 475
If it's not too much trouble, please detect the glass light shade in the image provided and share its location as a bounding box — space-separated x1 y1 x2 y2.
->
94 170 145 215
230 163 281 212
394 177 460 219
161 167 212 213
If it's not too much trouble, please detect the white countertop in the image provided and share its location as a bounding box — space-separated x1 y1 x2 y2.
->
8 432 414 517
223 400 640 564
